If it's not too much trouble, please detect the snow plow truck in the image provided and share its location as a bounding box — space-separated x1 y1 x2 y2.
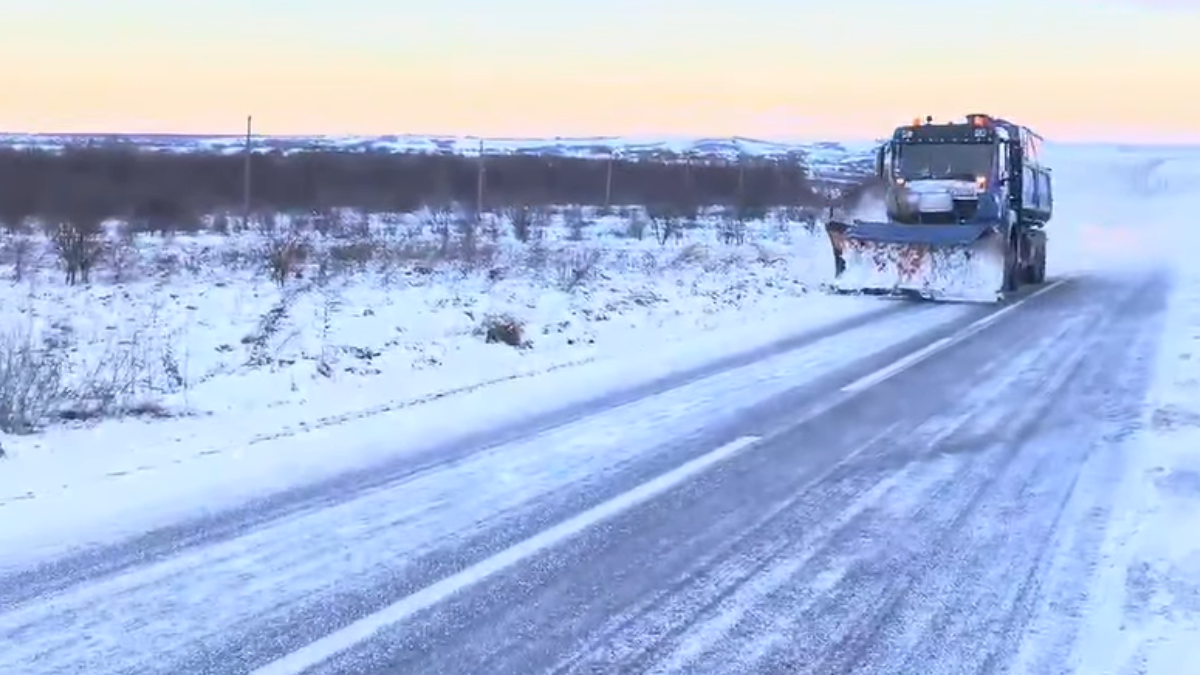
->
825 114 1053 302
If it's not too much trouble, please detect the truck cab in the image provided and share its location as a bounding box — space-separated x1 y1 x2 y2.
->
874 114 1053 227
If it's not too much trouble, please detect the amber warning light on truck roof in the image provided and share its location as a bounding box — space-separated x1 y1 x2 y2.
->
968 114 991 127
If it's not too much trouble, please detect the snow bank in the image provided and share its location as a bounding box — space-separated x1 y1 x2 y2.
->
1071 266 1200 674
1065 148 1200 673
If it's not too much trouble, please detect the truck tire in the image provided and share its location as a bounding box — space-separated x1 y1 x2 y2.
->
1002 214 1021 293
1017 229 1045 285
1020 259 1038 285
1004 237 1020 293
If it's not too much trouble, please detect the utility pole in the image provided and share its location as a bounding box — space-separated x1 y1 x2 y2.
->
604 151 614 208
737 155 746 209
475 138 485 221
684 153 694 216
775 157 785 204
243 115 252 231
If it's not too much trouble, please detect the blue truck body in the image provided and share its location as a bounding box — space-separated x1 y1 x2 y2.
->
827 114 1055 300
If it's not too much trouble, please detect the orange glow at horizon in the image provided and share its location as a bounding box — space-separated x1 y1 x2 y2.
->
2 0 1198 144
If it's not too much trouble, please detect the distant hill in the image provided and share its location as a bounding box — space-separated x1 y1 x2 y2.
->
0 132 879 182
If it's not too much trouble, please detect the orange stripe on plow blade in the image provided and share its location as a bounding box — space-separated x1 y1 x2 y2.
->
849 241 930 283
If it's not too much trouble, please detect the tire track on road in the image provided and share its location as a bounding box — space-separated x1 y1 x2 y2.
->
293 273 1160 675
0 298 996 675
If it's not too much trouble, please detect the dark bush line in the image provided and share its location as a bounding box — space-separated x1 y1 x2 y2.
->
0 147 854 233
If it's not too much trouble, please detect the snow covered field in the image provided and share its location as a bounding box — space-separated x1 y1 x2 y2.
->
0 206 886 564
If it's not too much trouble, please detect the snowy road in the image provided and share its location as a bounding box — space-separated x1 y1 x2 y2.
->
0 270 1170 675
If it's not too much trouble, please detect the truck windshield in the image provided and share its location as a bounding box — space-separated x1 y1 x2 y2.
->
895 143 993 181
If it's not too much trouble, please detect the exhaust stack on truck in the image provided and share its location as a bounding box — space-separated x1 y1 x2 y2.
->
826 114 1054 302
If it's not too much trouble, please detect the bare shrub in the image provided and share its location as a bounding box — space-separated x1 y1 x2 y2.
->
522 240 551 276
636 250 659 275
476 313 529 348
151 250 184 279
455 214 479 265
52 219 105 285
0 316 177 431
508 205 534 243
264 236 309 285
397 215 425 242
211 212 235 235
374 239 442 285
555 249 602 292
0 222 39 282
562 205 589 241
260 215 311 286
67 330 168 420
308 209 344 237
326 240 378 275
507 204 552 243
0 329 68 433
481 212 503 243
314 279 342 379
530 206 552 241
769 209 792 240
243 286 307 368
426 205 457 255
647 204 684 246
336 210 373 240
107 224 142 283
377 212 405 239
718 218 747 245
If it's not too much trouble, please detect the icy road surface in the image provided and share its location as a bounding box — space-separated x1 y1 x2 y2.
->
0 270 1171 675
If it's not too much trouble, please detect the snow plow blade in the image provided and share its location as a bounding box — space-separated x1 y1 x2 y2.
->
825 220 1007 303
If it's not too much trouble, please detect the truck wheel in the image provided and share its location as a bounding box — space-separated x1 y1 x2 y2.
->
1018 230 1045 285
1020 259 1038 285
1004 237 1020 293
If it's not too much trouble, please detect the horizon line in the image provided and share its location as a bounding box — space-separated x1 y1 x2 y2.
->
1 129 1198 149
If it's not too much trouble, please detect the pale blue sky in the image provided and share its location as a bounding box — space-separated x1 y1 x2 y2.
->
1 0 1197 141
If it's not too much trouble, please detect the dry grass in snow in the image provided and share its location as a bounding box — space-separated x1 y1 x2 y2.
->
0 206 845 465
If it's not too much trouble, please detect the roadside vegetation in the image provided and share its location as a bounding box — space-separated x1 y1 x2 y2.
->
0 144 873 435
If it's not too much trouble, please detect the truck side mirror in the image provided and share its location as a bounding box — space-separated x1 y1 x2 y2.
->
874 146 885 177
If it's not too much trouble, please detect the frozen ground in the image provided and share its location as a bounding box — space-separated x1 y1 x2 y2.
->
2 142 1200 675
1091 258 1200 673
1079 151 1200 673
0 206 885 566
